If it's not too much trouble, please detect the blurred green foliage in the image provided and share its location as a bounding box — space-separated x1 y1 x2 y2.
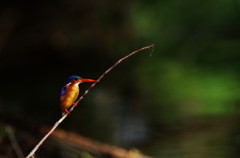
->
129 0 240 124
136 59 240 120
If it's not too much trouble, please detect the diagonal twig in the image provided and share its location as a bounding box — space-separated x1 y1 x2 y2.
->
26 44 154 158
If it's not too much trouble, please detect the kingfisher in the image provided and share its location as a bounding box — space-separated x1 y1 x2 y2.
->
60 76 96 115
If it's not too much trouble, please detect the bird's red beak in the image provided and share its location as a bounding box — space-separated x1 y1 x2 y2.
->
78 78 96 83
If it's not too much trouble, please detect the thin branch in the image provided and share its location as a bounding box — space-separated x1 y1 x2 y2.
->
74 44 155 105
26 44 154 158
5 126 25 158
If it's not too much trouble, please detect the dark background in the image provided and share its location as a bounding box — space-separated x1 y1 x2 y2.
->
0 0 240 158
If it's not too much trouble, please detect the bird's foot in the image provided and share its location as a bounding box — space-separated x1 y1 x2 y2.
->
64 109 70 115
72 103 77 107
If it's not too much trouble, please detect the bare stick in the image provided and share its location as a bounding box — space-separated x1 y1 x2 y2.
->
50 128 152 158
26 44 154 158
5 126 25 158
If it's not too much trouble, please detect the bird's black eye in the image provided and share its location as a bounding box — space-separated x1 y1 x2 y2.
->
75 78 79 81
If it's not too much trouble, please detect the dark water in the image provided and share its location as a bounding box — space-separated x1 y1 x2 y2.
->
142 117 240 158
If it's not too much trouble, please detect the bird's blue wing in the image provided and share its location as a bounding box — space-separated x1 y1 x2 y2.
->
60 86 67 97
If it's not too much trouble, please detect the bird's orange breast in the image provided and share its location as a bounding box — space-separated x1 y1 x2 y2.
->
60 84 79 112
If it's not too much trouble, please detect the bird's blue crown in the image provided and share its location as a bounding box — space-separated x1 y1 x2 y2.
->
65 76 81 84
